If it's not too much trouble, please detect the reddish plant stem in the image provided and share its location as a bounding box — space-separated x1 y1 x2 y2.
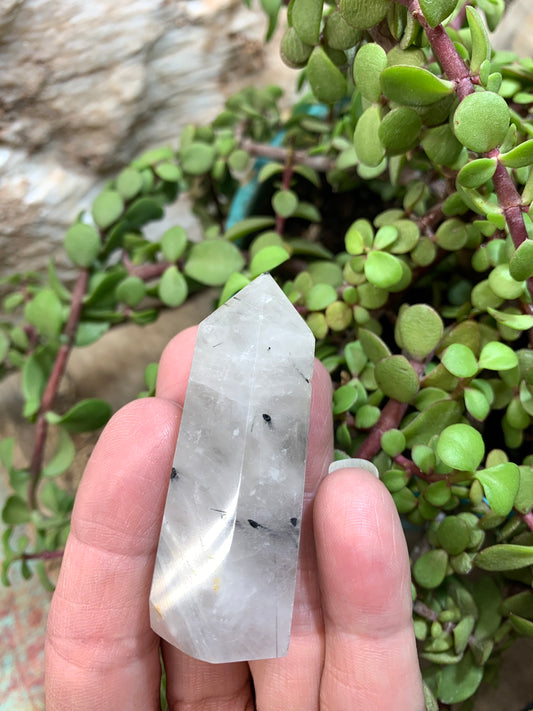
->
125 259 169 281
28 269 89 510
394 453 425 479
356 398 409 459
413 599 439 622
401 0 533 303
356 360 426 460
240 137 335 172
488 152 530 248
20 549 64 562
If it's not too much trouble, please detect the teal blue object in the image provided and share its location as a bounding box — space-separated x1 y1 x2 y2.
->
225 102 329 230
225 131 285 230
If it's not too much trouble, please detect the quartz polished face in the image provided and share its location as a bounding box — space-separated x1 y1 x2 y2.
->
150 274 314 663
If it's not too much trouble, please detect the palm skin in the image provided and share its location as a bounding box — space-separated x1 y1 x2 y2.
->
45 326 425 710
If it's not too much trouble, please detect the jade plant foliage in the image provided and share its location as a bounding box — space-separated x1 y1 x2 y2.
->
2 0 533 707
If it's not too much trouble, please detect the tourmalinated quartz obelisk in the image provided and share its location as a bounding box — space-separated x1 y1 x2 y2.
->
150 273 314 663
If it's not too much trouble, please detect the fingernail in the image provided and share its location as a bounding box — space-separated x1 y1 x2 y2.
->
328 458 379 478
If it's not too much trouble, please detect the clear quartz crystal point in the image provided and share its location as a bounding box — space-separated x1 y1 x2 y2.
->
149 273 314 663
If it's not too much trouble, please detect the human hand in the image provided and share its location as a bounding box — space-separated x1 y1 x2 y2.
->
45 326 425 710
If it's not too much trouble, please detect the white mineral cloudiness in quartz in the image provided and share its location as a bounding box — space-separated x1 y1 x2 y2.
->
150 274 314 663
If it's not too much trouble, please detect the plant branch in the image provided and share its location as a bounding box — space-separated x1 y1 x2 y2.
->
240 137 336 172
403 0 473 100
402 0 533 302
356 360 426 460
20 549 65 562
124 254 169 281
413 599 439 622
28 268 89 510
356 398 409 459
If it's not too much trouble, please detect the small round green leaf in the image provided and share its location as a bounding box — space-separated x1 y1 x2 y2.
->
155 162 181 182
250 245 290 279
381 429 406 457
358 328 391 363
424 480 451 506
324 10 361 50
420 0 458 27
412 444 436 473
501 138 533 169
25 289 64 340
345 225 365 255
397 304 443 359
364 251 402 288
373 225 398 250
413 549 448 589
158 266 188 307
308 260 343 287
378 107 422 155
437 423 485 471
475 544 533 571
488 307 533 331
228 149 250 173
47 398 112 433
437 516 471 555
306 283 338 311
466 6 491 74
180 142 216 175
307 312 328 339
161 226 188 262
464 387 490 421
457 158 497 189
218 273 250 306
435 218 468 250
353 43 387 102
441 343 478 378
509 239 533 281
475 462 520 516
272 189 298 218
123 197 164 228
116 167 143 200
437 651 483 704
478 341 519 371
333 383 358 414
453 91 510 153
325 301 352 331
92 190 124 230
381 66 454 106
306 46 347 104
2 495 31 524
339 0 391 29
184 240 245 286
375 355 420 402
115 275 146 307
488 264 525 299
291 0 323 45
392 487 417 514
354 105 385 167
64 223 101 268
224 216 276 242
355 404 380 429
280 27 313 68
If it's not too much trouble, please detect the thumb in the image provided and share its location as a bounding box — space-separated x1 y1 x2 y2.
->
314 461 425 711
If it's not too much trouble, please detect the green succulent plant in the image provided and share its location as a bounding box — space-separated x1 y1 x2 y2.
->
2 0 533 707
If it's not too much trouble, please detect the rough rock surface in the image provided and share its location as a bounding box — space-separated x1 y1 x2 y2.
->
0 0 292 281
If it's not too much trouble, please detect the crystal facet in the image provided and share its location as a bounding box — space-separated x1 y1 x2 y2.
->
150 274 314 663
